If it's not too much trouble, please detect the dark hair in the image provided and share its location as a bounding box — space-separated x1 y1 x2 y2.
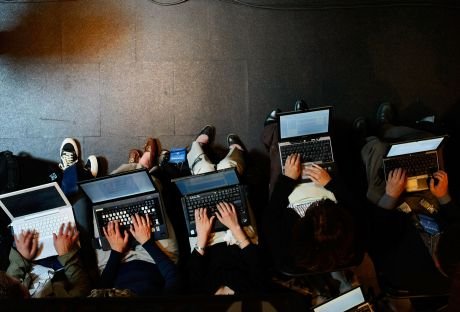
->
0 271 26 299
289 199 355 272
437 223 460 277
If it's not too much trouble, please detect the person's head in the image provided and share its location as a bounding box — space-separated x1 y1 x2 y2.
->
0 271 30 299
290 199 355 271
436 223 460 277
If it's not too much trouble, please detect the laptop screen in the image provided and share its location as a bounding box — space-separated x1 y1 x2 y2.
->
174 169 239 196
279 108 330 140
314 286 366 312
79 170 156 204
387 137 444 157
0 184 67 218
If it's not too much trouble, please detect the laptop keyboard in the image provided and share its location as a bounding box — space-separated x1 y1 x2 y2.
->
185 186 249 232
384 152 438 177
16 215 71 237
281 140 333 165
100 198 162 233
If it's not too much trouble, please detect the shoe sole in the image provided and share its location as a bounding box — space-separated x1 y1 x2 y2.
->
86 155 98 177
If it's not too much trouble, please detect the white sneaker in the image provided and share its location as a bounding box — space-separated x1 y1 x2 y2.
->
59 138 79 170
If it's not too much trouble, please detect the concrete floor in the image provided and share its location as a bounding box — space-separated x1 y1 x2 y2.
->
1 1 459 310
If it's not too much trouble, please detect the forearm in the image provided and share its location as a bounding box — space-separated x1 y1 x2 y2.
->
377 193 400 210
99 250 123 287
6 248 32 283
142 238 178 289
57 249 91 297
268 174 298 214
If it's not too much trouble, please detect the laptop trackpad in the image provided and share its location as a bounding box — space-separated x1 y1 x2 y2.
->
406 177 428 192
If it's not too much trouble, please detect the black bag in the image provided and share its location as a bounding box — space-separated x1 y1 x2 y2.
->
0 150 19 195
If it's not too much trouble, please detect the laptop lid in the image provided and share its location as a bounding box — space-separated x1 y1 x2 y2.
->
0 182 70 221
385 136 445 158
173 168 240 196
277 106 332 142
313 286 371 312
78 168 157 205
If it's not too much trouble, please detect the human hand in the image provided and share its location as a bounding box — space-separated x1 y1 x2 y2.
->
386 168 407 198
103 221 129 253
129 213 151 245
284 153 301 180
14 230 39 261
215 202 240 232
430 170 449 198
53 222 79 256
303 163 332 186
195 208 215 249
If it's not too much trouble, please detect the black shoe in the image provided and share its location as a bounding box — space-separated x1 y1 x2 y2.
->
227 133 246 151
376 102 395 126
294 99 309 111
264 108 281 126
195 125 216 145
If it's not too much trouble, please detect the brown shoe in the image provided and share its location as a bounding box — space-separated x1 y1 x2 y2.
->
128 149 141 164
143 137 157 166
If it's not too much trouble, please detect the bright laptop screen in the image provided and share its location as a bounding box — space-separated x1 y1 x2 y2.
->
279 109 330 140
175 169 239 196
80 170 155 204
314 287 365 312
0 185 67 218
387 137 444 157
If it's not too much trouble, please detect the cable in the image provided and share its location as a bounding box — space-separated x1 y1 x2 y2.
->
148 0 189 6
220 0 460 10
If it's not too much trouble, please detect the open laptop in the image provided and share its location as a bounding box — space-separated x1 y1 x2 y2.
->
78 169 168 250
0 182 75 260
172 168 250 237
277 106 336 180
313 286 373 312
382 136 446 192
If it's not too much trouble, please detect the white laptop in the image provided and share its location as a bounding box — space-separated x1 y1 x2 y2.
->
313 286 373 312
0 182 75 260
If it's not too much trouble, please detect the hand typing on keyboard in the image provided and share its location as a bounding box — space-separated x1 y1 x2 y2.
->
385 168 407 199
284 153 301 180
103 220 129 253
303 163 332 186
215 202 250 250
14 230 39 261
129 213 151 245
53 222 79 256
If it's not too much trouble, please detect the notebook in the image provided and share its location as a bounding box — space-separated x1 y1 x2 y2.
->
0 182 75 260
277 106 336 181
172 168 250 237
313 286 373 312
78 169 168 250
382 136 446 192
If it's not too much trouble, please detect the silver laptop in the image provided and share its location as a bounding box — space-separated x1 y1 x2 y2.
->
0 182 75 260
277 106 336 180
382 136 446 192
313 286 373 312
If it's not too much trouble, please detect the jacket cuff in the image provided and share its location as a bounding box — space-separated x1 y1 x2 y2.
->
438 194 452 205
377 193 399 210
57 248 79 266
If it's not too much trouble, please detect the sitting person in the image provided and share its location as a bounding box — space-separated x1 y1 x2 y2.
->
184 126 267 294
356 103 460 295
97 214 178 296
1 223 91 298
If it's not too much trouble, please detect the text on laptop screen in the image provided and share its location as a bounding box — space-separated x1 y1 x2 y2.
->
314 287 365 312
387 137 444 157
175 169 239 195
1 185 67 218
80 170 155 204
279 109 329 140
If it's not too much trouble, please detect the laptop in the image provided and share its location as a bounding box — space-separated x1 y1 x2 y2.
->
382 136 446 192
277 106 336 180
78 169 168 250
0 182 75 260
172 168 250 237
313 286 373 312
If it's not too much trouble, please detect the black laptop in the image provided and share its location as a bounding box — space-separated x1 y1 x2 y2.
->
277 106 336 180
172 168 250 237
382 135 446 192
78 169 169 250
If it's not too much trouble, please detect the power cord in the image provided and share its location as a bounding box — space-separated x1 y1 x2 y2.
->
149 0 189 6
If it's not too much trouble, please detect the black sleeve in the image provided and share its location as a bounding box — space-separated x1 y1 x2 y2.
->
141 238 178 291
99 250 123 288
187 249 208 292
